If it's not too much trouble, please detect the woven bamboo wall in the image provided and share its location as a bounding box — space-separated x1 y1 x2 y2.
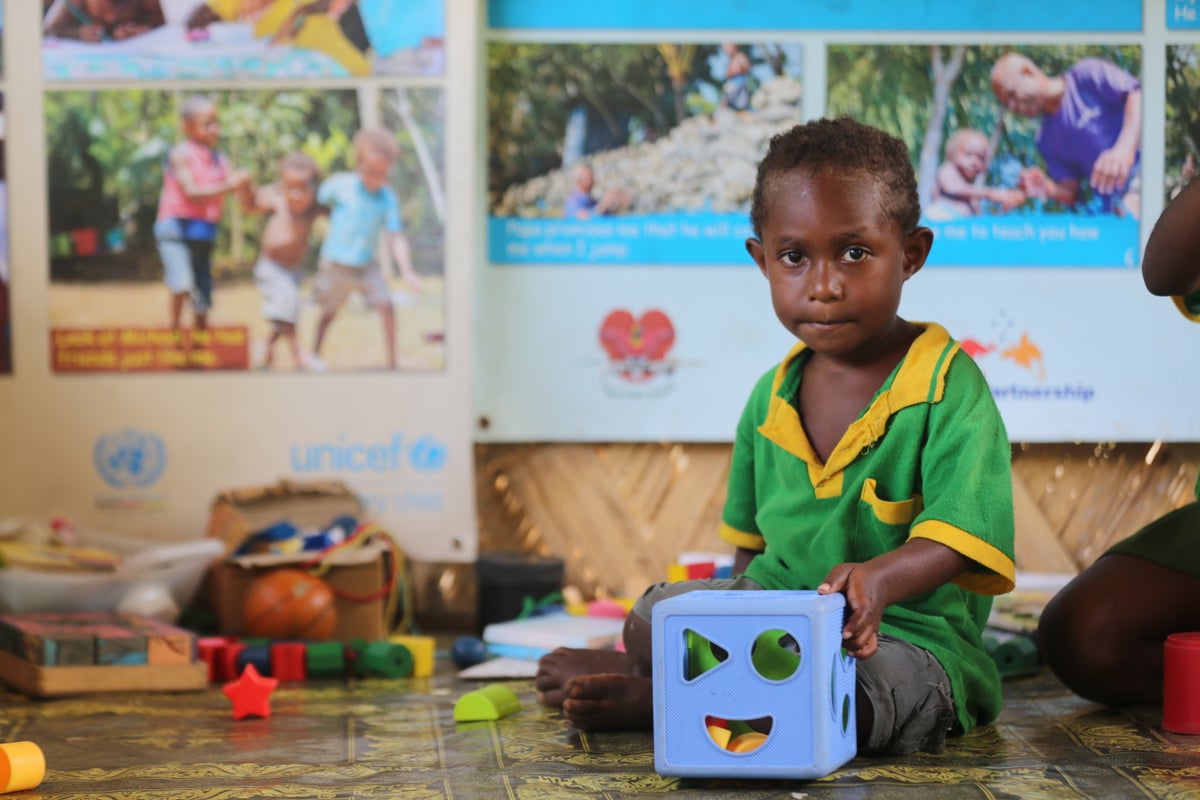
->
410 441 1200 626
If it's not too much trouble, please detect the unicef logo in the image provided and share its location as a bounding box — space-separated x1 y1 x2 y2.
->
94 429 166 489
408 436 447 472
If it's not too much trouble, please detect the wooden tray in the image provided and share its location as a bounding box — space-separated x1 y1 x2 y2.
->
0 649 207 698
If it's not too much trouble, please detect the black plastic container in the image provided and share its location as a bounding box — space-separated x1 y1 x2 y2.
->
474 551 565 633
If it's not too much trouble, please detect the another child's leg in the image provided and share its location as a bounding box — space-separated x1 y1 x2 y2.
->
310 261 352 360
379 302 397 369
188 239 215 331
361 266 398 369
1040 552 1200 705
156 222 194 331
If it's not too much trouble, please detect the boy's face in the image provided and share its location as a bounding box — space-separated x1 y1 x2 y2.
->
280 166 317 215
951 135 988 181
183 105 220 148
356 149 393 193
745 169 930 362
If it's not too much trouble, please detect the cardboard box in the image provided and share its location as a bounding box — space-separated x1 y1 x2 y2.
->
206 479 363 557
205 542 390 641
202 480 391 641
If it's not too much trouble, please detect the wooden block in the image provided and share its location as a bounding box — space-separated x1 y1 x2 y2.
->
119 615 195 666
0 648 207 698
93 626 147 666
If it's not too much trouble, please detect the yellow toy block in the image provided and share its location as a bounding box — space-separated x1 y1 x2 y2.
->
388 635 435 678
667 563 690 583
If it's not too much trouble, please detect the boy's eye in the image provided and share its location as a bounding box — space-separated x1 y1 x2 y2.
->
780 250 805 265
843 247 867 262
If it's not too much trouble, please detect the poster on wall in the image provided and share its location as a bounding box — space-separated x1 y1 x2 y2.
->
826 43 1143 268
0 90 8 376
45 86 446 374
41 0 445 81
1165 44 1199 203
487 41 803 266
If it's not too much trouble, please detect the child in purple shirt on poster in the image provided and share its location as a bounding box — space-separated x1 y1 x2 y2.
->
990 53 1141 218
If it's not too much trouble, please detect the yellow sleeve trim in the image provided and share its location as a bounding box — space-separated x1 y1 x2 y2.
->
1173 295 1200 322
718 521 764 551
910 520 1016 595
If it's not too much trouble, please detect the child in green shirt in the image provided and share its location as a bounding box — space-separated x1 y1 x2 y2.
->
535 117 1016 755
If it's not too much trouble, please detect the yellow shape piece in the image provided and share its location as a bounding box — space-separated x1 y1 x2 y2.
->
454 684 522 722
667 563 689 582
707 724 732 750
252 1 370 76
727 732 768 753
204 0 243 20
388 634 435 678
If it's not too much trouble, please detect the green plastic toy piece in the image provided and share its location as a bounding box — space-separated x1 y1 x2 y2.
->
363 641 413 678
454 683 522 722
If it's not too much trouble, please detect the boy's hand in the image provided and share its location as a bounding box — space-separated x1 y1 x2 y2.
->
399 270 422 293
817 562 888 659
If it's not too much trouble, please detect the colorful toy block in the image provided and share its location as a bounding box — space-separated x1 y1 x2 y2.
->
454 684 522 722
270 643 308 682
388 634 435 678
0 741 45 793
651 590 856 779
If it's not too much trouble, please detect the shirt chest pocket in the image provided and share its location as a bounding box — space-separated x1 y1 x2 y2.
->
857 478 924 547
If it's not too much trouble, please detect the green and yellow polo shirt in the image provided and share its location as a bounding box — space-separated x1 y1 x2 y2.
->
718 322 1016 733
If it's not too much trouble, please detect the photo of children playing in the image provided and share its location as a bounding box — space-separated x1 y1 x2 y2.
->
42 0 444 81
1165 44 1200 204
827 43 1141 267
46 86 445 373
487 41 803 266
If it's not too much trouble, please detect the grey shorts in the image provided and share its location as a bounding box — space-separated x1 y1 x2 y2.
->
632 578 958 755
312 259 391 313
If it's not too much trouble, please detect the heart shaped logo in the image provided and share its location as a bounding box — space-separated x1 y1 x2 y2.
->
599 309 676 382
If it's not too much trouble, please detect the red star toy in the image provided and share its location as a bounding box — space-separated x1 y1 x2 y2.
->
222 663 279 720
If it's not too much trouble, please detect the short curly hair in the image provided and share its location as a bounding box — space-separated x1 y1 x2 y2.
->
749 117 921 239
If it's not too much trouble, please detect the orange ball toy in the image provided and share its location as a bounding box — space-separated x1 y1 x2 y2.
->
243 569 338 640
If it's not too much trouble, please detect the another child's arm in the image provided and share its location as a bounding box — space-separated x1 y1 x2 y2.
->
168 146 251 203
1143 172 1200 297
43 0 104 41
817 540 969 658
936 162 1024 212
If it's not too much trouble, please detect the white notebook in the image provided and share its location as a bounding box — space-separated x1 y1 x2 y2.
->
482 613 625 651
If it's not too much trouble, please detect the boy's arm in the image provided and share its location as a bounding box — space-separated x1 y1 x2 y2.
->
1143 174 1200 297
818 539 969 658
388 232 421 292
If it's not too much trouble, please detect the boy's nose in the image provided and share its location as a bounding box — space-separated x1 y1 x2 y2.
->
806 262 841 301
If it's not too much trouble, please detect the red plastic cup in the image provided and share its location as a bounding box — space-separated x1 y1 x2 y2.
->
1163 632 1200 733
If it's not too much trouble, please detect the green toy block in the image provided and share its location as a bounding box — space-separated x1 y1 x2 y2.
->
454 683 522 722
363 641 413 678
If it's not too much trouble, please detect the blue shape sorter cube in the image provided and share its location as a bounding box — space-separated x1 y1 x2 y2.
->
652 590 856 779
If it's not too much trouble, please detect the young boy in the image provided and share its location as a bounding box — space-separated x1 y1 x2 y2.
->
535 117 1016 755
1037 174 1200 707
248 151 325 371
155 94 251 333
310 127 421 370
928 128 1025 219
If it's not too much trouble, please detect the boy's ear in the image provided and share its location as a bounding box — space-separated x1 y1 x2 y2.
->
745 237 767 275
902 226 934 278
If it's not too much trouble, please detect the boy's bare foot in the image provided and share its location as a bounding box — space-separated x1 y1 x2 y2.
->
561 673 654 731
534 647 630 708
